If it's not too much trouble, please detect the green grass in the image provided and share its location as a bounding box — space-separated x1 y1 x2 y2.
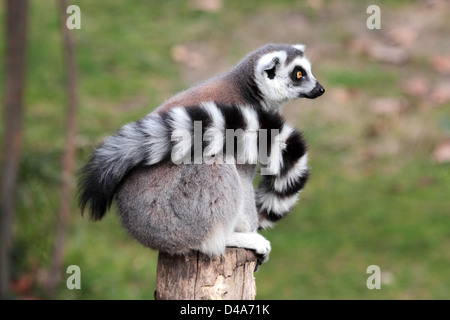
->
323 65 400 95
256 160 450 299
1 0 449 300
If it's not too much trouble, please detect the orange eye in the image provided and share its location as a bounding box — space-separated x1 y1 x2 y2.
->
296 71 302 79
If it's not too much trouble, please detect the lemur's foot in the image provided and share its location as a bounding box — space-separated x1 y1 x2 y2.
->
226 232 271 271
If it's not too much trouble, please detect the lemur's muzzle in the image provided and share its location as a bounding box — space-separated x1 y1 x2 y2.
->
306 81 325 99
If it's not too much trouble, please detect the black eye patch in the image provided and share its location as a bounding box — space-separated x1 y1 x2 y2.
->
290 66 307 83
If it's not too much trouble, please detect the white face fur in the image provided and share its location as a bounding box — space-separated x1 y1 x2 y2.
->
254 44 323 110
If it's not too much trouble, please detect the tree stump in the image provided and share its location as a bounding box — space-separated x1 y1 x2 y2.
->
154 248 258 300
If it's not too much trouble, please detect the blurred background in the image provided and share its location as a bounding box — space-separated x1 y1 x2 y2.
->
0 0 449 299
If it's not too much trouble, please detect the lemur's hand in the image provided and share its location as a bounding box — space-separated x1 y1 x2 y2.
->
254 235 271 271
226 232 271 271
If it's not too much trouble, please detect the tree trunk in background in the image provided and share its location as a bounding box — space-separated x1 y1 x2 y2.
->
45 0 79 296
0 0 29 299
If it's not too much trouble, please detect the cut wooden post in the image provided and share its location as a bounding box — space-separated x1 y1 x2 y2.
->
155 248 258 300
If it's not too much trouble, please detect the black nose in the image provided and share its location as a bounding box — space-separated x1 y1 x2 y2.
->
307 82 325 99
319 86 325 94
316 82 325 96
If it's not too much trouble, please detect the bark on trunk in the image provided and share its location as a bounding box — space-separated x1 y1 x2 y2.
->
155 248 258 300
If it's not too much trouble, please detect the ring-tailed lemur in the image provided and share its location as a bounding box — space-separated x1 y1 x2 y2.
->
78 43 324 265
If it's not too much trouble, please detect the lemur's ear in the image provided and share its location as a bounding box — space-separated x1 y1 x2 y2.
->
293 44 306 52
256 51 286 80
263 57 280 80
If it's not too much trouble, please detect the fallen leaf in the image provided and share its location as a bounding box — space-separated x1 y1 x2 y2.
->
367 43 410 65
433 140 450 164
11 274 34 295
416 176 436 187
381 270 395 285
430 55 450 74
330 87 358 104
366 121 389 138
369 98 407 116
171 45 206 69
385 26 417 47
189 0 222 12
430 82 450 104
347 38 372 56
400 77 429 97
424 0 449 9
306 0 324 11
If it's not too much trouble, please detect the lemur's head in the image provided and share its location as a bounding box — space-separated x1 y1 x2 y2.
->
250 44 325 109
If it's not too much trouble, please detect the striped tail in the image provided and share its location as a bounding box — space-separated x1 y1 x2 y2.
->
78 115 172 221
255 126 309 229
78 101 309 223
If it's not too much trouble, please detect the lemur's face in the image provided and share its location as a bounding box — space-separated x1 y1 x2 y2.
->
254 44 325 108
